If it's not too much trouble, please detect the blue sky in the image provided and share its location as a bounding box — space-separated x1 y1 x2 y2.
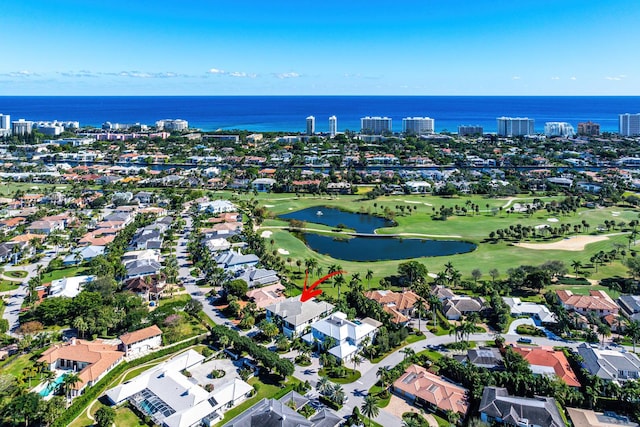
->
1 0 639 95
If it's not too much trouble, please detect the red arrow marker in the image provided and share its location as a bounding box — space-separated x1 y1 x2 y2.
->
300 270 346 302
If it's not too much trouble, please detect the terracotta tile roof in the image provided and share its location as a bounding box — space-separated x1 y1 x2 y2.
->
382 305 410 324
365 290 423 311
246 283 286 309
0 217 26 227
557 290 619 313
511 346 581 387
119 325 163 346
393 364 469 416
38 339 124 389
11 233 46 243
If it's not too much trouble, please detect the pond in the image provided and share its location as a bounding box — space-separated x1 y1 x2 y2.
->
279 207 476 261
279 206 393 234
299 233 476 262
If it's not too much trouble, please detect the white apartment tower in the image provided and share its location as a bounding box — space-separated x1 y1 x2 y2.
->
619 113 640 136
402 117 434 135
496 117 534 137
0 114 9 136
329 115 337 138
306 116 315 135
156 119 188 131
360 116 392 134
11 119 33 136
544 122 575 138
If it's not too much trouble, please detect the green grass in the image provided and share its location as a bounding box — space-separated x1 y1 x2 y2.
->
215 376 288 426
368 382 391 408
159 293 191 306
249 193 640 297
41 266 90 283
114 406 147 427
0 280 20 292
406 333 427 344
0 353 36 379
4 270 27 279
318 367 362 384
416 349 444 362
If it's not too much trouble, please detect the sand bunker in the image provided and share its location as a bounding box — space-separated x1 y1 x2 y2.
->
514 235 609 251
264 204 275 208
547 218 559 222
278 248 290 255
260 230 273 238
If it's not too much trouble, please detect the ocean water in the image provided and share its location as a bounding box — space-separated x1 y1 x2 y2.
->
0 96 637 133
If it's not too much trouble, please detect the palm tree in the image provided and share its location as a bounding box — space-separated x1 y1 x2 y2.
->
72 317 88 339
571 260 583 276
62 372 81 401
365 269 374 290
376 366 391 388
414 298 426 332
626 320 640 352
445 409 460 426
352 354 363 372
334 274 345 301
330 384 346 405
427 294 441 327
316 376 332 396
361 394 380 427
401 347 415 361
598 323 611 346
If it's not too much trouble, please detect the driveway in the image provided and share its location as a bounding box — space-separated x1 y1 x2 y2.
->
385 395 437 427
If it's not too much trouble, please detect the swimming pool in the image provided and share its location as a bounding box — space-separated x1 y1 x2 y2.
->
38 373 65 398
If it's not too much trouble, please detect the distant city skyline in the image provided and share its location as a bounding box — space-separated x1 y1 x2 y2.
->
1 0 639 96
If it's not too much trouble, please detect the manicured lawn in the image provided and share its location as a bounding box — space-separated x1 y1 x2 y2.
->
416 349 444 362
159 293 191 306
114 406 147 427
318 367 361 384
41 266 90 283
249 193 640 295
406 333 427 344
367 382 391 407
0 280 20 292
0 353 36 379
5 270 28 279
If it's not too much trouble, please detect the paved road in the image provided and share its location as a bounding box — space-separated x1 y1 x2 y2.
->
2 250 56 335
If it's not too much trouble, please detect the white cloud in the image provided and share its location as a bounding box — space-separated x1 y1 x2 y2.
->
570 76 577 80
208 68 226 74
512 76 521 80
605 74 626 81
0 70 39 77
551 76 560 80
228 71 256 78
274 72 300 79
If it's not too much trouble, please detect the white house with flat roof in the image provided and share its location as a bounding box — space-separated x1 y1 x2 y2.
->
48 275 95 298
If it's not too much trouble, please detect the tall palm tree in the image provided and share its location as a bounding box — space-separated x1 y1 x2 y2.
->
334 274 346 301
316 376 332 396
414 298 426 332
62 372 81 401
401 347 415 361
570 260 583 276
365 269 374 290
352 354 363 372
626 320 640 352
361 394 380 427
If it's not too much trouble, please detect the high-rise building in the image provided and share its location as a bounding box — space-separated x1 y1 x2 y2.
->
361 116 392 134
458 125 483 136
0 114 9 136
306 116 315 135
577 121 600 136
619 113 640 136
11 119 33 136
156 119 188 131
496 117 534 137
402 117 434 135
544 122 575 138
329 116 337 138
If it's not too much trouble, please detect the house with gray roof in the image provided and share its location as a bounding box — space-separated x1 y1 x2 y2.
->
215 250 259 273
63 245 106 265
265 297 335 338
504 297 557 325
576 343 640 384
479 386 564 427
618 295 640 321
221 398 311 427
125 259 162 280
442 296 484 320
454 347 504 371
236 268 280 288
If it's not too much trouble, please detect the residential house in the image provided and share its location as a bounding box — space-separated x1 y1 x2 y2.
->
130 228 163 250
0 241 25 264
38 338 125 398
405 181 431 194
106 350 253 427
125 259 162 280
124 274 166 301
557 290 619 317
122 249 161 264
302 312 380 363
265 297 335 338
27 219 64 234
503 297 558 326
431 284 456 301
246 284 286 309
576 343 640 383
511 345 581 387
393 364 469 418
204 238 231 253
198 200 236 214
0 216 26 234
215 250 259 273
364 289 423 324
119 325 163 357
454 347 504 371
251 178 276 192
236 268 280 288
134 191 154 204
617 295 640 321
479 386 564 427
567 408 639 427
442 296 484 320
48 275 96 298
63 245 106 265
221 398 311 427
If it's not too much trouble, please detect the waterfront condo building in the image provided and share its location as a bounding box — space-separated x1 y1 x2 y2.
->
402 117 434 135
329 115 337 137
544 122 576 138
458 125 483 136
361 116 392 134
619 113 640 136
306 115 315 135
11 119 33 136
496 117 534 137
577 121 600 136
0 114 9 136
155 119 188 131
